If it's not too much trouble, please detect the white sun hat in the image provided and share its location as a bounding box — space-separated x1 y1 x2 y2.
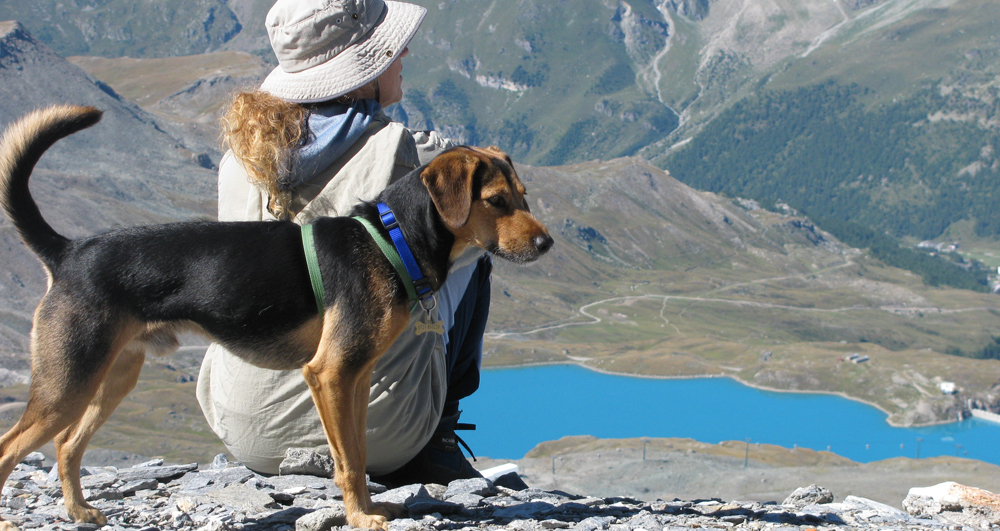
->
259 0 426 103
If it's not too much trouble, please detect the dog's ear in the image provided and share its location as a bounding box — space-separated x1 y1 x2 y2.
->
421 148 481 229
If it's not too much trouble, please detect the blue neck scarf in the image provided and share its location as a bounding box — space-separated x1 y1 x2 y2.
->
281 98 381 190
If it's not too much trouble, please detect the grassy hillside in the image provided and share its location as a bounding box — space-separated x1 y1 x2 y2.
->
661 82 998 288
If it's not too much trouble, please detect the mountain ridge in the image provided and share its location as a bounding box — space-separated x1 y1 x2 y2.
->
0 21 218 364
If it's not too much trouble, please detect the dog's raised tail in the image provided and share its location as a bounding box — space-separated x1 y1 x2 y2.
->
0 105 103 271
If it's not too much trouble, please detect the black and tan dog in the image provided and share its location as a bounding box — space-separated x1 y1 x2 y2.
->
0 105 553 530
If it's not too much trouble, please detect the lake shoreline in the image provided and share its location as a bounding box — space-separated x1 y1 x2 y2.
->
466 364 1000 465
481 359 961 429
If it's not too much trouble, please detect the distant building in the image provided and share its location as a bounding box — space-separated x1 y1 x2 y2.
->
940 382 957 395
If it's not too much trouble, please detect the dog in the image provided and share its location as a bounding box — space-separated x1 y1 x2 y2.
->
0 105 553 531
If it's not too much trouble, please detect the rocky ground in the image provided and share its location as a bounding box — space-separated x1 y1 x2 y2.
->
489 437 1000 511
2 446 999 531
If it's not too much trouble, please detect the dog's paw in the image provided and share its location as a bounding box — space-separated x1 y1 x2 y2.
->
373 501 405 520
347 511 389 531
0 519 20 531
66 505 107 526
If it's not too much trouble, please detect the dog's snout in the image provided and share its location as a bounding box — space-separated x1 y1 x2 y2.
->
533 233 554 254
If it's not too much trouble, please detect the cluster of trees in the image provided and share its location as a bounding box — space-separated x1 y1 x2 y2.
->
947 336 1000 360
666 82 997 291
816 218 989 291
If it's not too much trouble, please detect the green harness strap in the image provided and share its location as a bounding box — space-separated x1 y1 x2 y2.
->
301 219 423 316
353 216 420 302
300 224 326 315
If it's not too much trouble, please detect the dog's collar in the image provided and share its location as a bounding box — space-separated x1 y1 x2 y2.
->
352 203 435 310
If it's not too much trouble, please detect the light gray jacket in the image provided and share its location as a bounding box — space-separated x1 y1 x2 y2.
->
195 117 478 475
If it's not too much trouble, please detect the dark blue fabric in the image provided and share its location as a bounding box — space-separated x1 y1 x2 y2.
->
439 255 492 428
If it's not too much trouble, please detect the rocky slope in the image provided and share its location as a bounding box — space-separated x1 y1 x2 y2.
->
2 446 999 530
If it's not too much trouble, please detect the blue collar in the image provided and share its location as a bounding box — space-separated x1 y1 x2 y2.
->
376 203 434 307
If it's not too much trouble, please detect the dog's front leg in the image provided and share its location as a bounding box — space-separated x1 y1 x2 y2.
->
302 304 409 530
303 355 390 530
302 299 409 530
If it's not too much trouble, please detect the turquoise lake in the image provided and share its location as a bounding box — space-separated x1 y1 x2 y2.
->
461 364 1000 466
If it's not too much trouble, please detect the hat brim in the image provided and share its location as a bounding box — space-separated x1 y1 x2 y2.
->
260 1 426 104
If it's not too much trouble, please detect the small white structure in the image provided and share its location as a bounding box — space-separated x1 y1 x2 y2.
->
480 463 519 481
971 409 1000 425
940 382 957 395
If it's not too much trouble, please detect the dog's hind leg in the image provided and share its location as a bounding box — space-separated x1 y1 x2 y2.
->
53 344 145 524
0 302 138 530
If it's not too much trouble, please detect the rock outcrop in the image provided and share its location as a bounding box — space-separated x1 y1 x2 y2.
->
1 451 997 531
904 481 1000 528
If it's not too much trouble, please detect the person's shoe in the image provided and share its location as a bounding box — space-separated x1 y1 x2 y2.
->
370 423 481 488
421 422 482 484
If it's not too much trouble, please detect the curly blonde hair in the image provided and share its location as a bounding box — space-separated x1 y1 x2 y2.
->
221 91 309 220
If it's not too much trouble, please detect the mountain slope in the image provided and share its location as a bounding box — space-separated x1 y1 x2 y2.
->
0 21 218 367
4 0 999 172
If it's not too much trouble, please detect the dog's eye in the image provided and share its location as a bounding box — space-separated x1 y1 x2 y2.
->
487 196 508 209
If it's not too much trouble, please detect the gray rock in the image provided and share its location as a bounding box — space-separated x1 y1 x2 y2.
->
178 472 215 493
444 477 495 499
205 483 282 513
209 466 257 486
494 501 557 520
575 516 615 531
20 452 45 468
210 454 230 470
903 481 1000 528
840 495 915 524
279 448 335 478
367 477 389 494
295 505 347 531
387 517 434 531
195 518 230 531
117 463 198 483
84 488 124 501
782 484 834 506
267 474 330 490
81 466 115 476
446 492 483 508
119 478 159 495
423 482 447 499
511 488 570 503
494 472 530 491
407 497 462 515
132 458 165 468
373 484 430 506
80 473 118 490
